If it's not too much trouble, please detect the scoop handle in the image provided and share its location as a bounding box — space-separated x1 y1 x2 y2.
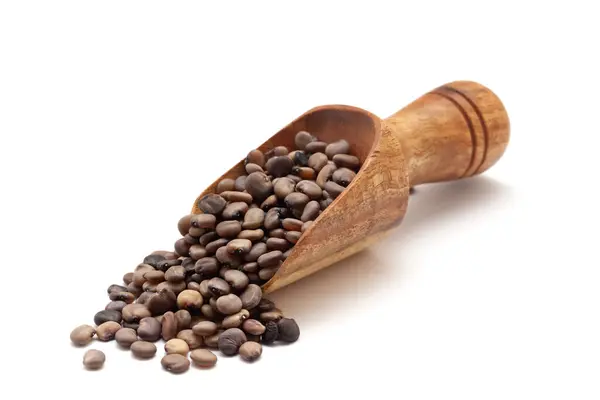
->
383 81 510 186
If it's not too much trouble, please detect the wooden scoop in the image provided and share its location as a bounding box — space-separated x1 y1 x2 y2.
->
192 80 510 294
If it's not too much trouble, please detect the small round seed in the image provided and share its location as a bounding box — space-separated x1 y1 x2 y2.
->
257 250 283 268
94 310 122 326
137 317 162 342
325 139 350 158
177 215 192 236
308 152 328 172
244 242 268 262
208 277 230 297
217 178 235 193
96 321 121 341
177 329 203 349
131 341 157 359
294 131 316 150
222 202 249 220
177 290 203 310
165 266 186 282
305 140 327 153
216 220 242 238
246 149 266 168
190 349 217 368
277 318 301 342
115 327 138 348
161 354 190 374
239 341 262 362
83 349 105 370
245 171 274 202
216 294 243 315
274 177 296 200
224 269 250 290
175 309 192 331
284 192 310 211
218 328 247 356
222 309 250 329
122 304 151 323
197 194 227 215
70 325 96 346
316 163 337 188
164 338 190 356
242 319 266 335
192 321 218 336
239 284 263 310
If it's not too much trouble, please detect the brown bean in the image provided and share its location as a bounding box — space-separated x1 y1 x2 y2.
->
264 208 281 230
218 328 247 355
258 266 278 280
138 317 162 342
177 290 203 310
194 257 219 278
199 231 219 246
115 327 138 348
286 174 302 183
105 300 127 312
197 194 227 215
282 248 292 260
308 152 328 172
164 338 190 356
316 163 337 188
217 178 235 193
301 201 320 222
161 311 178 341
269 228 286 238
222 202 249 220
204 330 223 348
333 153 360 169
177 215 192 236
189 245 207 260
242 262 259 273
131 341 157 359
239 341 262 362
294 131 316 150
96 321 121 341
246 149 265 168
122 304 151 323
83 349 105 370
226 238 252 255
122 272 134 285
224 269 249 291
205 239 228 255
242 208 265 229
216 246 242 268
70 325 96 346
266 237 290 251
216 294 243 315
190 349 217 368
260 194 278 210
266 156 293 178
234 175 247 191
157 280 186 296
274 177 296 200
165 266 186 282
333 167 356 187
239 284 262 310
305 140 327 153
161 354 190 374
137 291 155 305
284 192 309 211
282 218 303 231
244 242 268 262
285 231 302 244
242 319 266 335
302 220 313 232
257 250 283 268
222 309 250 329
192 321 218 336
324 180 345 198
177 329 203 350
191 213 217 230
245 172 273 202
146 288 177 316
215 220 241 238
174 238 191 257
245 163 264 174
296 180 323 200
289 150 309 166
208 277 230 297
175 310 192 331
221 190 253 204
260 308 284 323
238 229 265 242
293 166 316 180
325 139 350 158
201 304 216 320
126 283 143 297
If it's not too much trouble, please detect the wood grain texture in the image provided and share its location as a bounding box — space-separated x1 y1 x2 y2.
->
190 81 510 294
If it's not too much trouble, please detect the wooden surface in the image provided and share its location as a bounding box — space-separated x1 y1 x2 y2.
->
191 81 510 294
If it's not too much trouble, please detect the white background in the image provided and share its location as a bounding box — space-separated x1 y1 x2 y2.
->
1 1 599 399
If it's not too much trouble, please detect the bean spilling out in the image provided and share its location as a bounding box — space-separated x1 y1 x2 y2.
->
70 131 362 373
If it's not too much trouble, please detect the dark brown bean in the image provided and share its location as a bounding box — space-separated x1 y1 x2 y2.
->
107 284 128 294
294 131 316 150
226 238 252 255
258 267 278 280
244 172 273 202
109 291 135 303
320 197 333 210
96 321 121 341
201 304 216 320
242 319 266 335
296 180 322 200
239 341 262 362
282 248 292 260
269 228 286 238
246 149 265 168
272 146 289 156
198 279 212 298
161 311 178 341
205 238 229 254
324 180 345 198
105 300 127 312
157 280 186 296
333 167 356 187
282 218 303 231
224 269 249 290
199 231 219 247
146 288 176 316
333 153 360 169
260 194 278 210
184 234 199 245
257 298 275 312
266 237 290 251
122 304 151 323
208 277 230 297
175 310 191 331
245 163 264 174
266 156 293 178
300 201 320 222
177 290 203 310
131 341 157 359
137 317 162 342
191 213 217 229
126 283 142 297
216 294 243 315
308 152 328 172
177 329 203 350
262 321 279 344
237 229 264 242
194 257 219 279
122 272 134 285
289 150 309 166
305 140 327 153
218 328 247 356
221 190 253 204
284 192 310 211
189 226 207 237
277 318 300 342
216 246 242 268
286 231 302 244
274 177 296 200
174 238 192 257
260 308 284 323
316 163 337 188
197 194 227 215
165 266 186 282
83 349 105 370
144 254 167 268
257 250 283 268
70 325 96 346
190 349 217 368
215 220 241 239
234 175 247 191
325 139 350 158
161 354 190 374
241 208 264 230
223 309 250 329
247 273 261 284
142 281 158 292
239 284 263 310
286 174 302 183
264 208 281 230
242 262 259 273
192 321 218 336
244 242 268 262
189 245 207 261
217 178 235 193
137 291 155 305
222 202 249 220
94 310 122 326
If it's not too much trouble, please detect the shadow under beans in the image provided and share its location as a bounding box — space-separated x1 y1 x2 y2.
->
268 176 513 327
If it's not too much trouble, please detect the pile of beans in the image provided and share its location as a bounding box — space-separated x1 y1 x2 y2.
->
71 130 362 372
